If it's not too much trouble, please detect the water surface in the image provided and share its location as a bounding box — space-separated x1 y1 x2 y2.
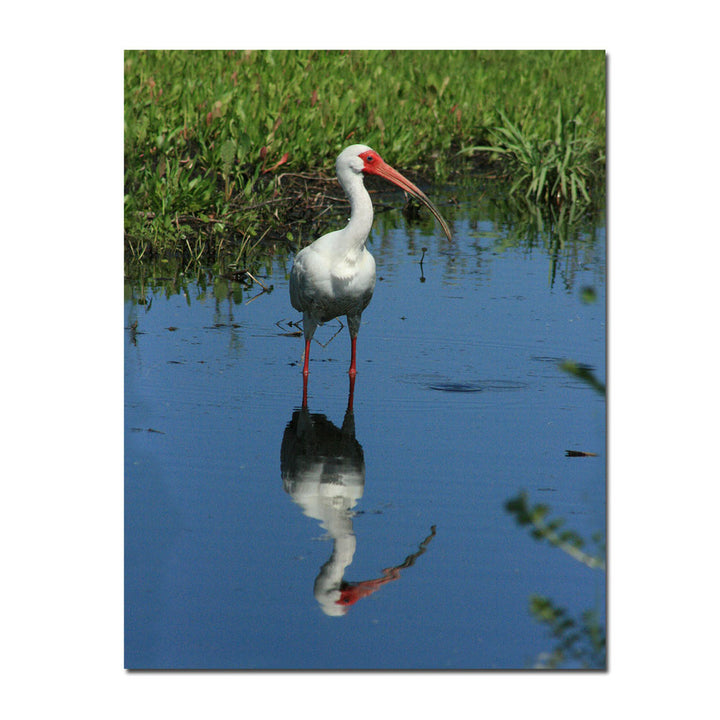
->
125 190 606 669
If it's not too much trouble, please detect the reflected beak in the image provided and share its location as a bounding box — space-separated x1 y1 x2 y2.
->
365 159 453 242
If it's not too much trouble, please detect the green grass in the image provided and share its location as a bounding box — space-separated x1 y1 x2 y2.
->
124 50 606 273
461 105 605 203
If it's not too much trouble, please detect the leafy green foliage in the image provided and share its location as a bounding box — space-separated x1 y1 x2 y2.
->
124 50 606 273
461 105 605 204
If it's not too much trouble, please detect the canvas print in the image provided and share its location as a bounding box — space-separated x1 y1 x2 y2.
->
124 50 606 669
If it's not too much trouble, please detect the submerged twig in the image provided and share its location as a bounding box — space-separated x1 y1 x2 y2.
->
244 287 270 305
244 271 270 292
244 272 274 305
418 246 427 282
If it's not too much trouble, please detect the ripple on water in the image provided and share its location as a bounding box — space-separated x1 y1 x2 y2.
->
399 374 528 394
429 379 528 393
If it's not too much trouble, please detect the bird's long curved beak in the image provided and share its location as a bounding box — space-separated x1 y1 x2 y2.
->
366 160 453 242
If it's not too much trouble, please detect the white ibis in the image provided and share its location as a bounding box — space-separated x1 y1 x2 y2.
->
289 144 452 384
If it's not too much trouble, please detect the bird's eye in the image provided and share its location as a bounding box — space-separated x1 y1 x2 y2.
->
366 155 374 163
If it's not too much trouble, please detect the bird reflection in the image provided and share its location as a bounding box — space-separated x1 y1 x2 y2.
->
280 381 436 616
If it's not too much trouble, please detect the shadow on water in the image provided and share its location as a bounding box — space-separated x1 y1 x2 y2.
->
280 380 437 617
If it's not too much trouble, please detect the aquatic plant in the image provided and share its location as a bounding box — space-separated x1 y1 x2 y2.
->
460 105 605 204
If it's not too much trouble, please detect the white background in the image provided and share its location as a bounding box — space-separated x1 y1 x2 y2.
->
2 2 718 717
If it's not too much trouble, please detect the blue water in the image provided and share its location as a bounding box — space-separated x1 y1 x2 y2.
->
125 194 606 669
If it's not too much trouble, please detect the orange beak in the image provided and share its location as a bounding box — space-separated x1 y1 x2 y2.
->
361 152 453 242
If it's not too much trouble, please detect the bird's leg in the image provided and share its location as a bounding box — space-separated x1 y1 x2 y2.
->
346 314 362 378
301 337 311 407
348 336 358 378
301 313 317 378
302 338 311 377
347 372 356 412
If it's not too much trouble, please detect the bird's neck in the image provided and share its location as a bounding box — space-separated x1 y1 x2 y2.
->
341 173 374 249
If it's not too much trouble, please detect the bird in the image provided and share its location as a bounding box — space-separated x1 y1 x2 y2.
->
289 144 452 388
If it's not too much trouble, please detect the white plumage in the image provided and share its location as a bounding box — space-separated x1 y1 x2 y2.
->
290 144 452 386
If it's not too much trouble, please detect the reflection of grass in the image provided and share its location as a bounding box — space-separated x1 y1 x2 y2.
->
124 184 606 305
475 184 605 291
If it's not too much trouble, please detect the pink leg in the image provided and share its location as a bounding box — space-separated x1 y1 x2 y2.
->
348 336 358 377
301 338 311 407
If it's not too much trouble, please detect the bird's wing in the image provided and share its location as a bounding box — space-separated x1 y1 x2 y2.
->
290 240 375 324
289 253 304 313
289 246 331 314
